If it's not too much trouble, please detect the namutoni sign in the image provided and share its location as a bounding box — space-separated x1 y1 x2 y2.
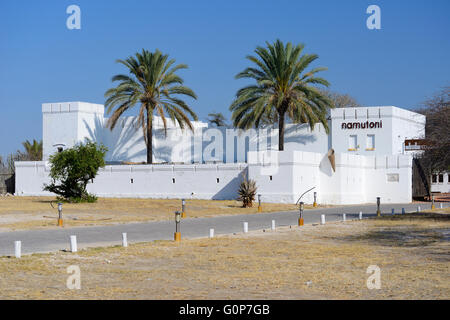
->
341 120 382 130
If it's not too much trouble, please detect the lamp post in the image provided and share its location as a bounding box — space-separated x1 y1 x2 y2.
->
57 203 63 227
181 199 186 218
313 192 318 208
431 194 435 210
376 197 381 217
298 202 304 226
257 194 262 213
174 211 181 242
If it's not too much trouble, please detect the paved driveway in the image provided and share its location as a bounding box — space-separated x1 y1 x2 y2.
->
0 202 447 256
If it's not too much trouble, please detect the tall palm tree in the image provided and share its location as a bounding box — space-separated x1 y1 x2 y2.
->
105 49 198 164
230 39 334 151
21 139 42 161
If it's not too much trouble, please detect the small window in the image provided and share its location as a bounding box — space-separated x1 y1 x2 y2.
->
432 175 437 183
57 147 63 153
438 174 444 183
448 174 450 183
172 178 176 184
216 178 220 183
366 134 375 150
348 135 357 151
130 179 134 184
269 175 273 181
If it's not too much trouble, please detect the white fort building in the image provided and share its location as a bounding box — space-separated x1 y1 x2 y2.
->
15 102 427 204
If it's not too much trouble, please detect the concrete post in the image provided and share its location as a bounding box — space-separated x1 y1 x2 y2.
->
122 233 128 247
14 241 21 258
320 215 326 225
70 235 77 252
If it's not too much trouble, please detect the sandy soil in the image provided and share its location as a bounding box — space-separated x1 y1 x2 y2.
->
0 196 312 231
0 210 448 299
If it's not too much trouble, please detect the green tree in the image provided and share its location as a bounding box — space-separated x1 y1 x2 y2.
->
230 39 334 151
21 139 43 161
207 112 228 127
43 141 107 202
105 49 198 164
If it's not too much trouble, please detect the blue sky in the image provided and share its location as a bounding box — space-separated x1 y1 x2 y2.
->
1 0 449 158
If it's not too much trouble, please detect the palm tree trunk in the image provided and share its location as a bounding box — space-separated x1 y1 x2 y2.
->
146 107 153 164
278 111 286 151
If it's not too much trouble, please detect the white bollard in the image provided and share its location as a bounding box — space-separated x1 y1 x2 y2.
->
440 203 443 209
271 220 276 231
320 215 326 225
14 241 21 259
417 206 421 213
122 233 128 247
70 235 77 253
402 208 405 214
359 211 363 220
243 222 248 233
342 214 346 222
209 228 214 238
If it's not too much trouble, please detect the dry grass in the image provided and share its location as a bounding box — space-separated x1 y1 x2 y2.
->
0 196 311 231
0 211 448 299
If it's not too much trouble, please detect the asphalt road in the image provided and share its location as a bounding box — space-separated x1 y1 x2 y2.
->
0 201 447 256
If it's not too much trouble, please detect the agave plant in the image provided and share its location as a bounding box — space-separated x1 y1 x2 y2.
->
237 179 257 208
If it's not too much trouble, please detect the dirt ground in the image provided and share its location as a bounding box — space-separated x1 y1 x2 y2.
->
0 196 310 231
0 209 448 299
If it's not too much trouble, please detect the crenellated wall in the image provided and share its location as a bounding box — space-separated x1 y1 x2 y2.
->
15 151 412 204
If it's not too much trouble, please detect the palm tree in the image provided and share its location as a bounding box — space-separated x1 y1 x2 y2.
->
21 139 42 161
229 39 334 151
105 49 198 164
207 112 228 127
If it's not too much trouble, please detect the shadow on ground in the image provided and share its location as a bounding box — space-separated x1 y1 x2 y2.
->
329 213 450 248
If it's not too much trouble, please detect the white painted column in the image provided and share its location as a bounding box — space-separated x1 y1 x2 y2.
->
70 235 77 253
122 233 128 247
271 220 276 231
359 211 363 220
243 222 248 233
209 228 215 238
342 214 346 221
320 215 326 225
14 241 21 258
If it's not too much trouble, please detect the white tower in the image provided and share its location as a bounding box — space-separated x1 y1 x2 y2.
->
42 102 105 160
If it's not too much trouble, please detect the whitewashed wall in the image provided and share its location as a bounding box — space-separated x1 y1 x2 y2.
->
15 161 246 200
431 172 450 193
42 102 329 164
248 151 412 204
16 151 412 204
330 106 425 156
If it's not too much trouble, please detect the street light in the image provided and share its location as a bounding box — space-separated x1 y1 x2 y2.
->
313 192 318 208
298 202 304 226
57 203 63 227
181 199 186 218
257 194 262 213
174 211 181 242
376 197 381 217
